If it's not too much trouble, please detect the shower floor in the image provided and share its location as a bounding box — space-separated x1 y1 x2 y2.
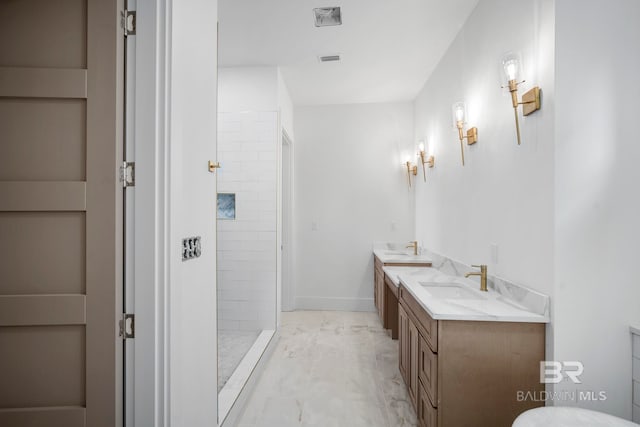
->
218 329 261 392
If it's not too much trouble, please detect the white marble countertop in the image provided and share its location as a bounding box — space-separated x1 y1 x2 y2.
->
631 326 640 336
382 266 434 287
398 268 550 323
513 407 639 426
373 248 432 265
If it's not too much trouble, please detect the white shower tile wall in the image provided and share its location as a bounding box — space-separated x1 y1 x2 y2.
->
217 112 279 332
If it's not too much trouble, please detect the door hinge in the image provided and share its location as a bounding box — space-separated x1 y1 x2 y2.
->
119 313 135 339
121 10 136 36
120 161 135 187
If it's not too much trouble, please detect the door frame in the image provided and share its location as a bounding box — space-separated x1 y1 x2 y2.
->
280 130 294 312
128 0 219 426
127 0 171 425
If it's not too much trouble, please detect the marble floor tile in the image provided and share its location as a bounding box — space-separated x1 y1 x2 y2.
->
236 311 417 427
301 395 388 427
255 397 304 427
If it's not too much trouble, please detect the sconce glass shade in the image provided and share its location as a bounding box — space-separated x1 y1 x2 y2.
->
418 141 425 153
502 52 522 83
452 101 466 126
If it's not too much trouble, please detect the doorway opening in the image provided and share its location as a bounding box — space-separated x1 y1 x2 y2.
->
281 131 294 312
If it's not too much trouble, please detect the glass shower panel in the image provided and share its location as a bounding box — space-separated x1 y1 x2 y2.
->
216 111 278 416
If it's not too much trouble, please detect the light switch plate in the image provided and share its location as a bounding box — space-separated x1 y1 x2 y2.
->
182 236 202 261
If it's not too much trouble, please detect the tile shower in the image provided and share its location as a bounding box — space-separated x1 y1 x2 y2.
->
217 112 279 420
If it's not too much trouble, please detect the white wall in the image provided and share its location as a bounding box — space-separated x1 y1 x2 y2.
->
553 0 640 418
413 0 555 299
413 0 640 418
217 112 278 332
168 0 218 425
293 103 415 311
218 66 278 112
277 69 294 140
218 66 294 134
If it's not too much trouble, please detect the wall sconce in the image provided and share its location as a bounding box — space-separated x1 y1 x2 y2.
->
404 156 418 188
501 52 541 145
452 102 478 166
417 140 435 181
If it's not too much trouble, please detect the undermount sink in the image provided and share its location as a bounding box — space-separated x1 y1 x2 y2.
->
419 282 486 300
382 250 410 256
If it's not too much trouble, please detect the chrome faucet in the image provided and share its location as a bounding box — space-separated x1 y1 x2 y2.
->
406 240 418 256
465 264 488 292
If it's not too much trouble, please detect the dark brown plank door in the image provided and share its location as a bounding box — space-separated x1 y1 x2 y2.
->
0 1 124 426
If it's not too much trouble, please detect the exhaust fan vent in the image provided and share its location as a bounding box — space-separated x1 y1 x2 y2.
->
313 7 342 27
319 55 341 63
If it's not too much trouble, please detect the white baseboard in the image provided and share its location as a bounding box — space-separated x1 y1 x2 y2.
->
295 296 375 312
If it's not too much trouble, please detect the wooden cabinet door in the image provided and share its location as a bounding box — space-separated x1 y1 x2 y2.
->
373 266 379 310
374 264 385 325
408 317 419 409
384 278 399 340
377 270 385 324
419 335 438 407
398 303 409 385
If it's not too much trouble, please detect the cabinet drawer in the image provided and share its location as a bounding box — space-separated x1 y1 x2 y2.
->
417 382 438 427
399 285 438 352
634 357 640 383
634 334 640 358
419 336 438 407
634 381 640 406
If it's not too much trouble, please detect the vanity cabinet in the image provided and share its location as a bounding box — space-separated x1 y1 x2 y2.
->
408 315 420 407
418 334 437 406
632 327 640 423
384 275 399 339
373 255 431 336
398 284 545 427
398 301 422 410
398 303 410 386
374 259 385 325
418 381 438 427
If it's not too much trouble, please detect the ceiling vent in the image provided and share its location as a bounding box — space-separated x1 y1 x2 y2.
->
313 7 342 27
318 54 341 63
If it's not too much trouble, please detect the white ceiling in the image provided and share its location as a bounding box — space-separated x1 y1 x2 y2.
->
218 0 479 106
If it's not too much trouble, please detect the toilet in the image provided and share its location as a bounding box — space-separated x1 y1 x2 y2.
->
513 407 639 426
